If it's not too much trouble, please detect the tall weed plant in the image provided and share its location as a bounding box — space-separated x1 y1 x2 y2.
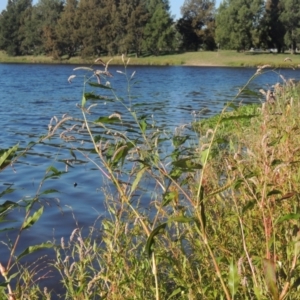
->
1 56 300 299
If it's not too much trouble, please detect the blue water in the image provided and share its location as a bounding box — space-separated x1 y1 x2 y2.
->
0 63 300 294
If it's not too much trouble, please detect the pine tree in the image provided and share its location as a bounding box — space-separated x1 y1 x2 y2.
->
76 0 106 57
118 0 149 56
0 0 32 55
101 0 121 56
56 0 79 58
143 0 175 55
34 0 64 57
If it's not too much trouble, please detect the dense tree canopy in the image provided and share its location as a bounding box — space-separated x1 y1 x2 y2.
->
216 0 300 52
1 0 300 57
215 0 264 51
177 0 216 51
143 0 175 55
280 0 300 53
0 0 32 55
56 0 79 58
262 0 285 53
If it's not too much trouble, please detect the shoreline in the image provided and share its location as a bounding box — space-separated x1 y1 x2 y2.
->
0 50 300 69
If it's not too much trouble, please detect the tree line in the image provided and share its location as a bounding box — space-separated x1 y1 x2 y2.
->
0 0 299 58
216 0 300 53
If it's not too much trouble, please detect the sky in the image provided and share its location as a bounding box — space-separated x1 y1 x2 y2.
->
170 0 222 19
0 0 222 19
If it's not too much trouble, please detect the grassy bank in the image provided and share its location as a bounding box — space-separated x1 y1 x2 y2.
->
1 62 300 299
1 50 300 68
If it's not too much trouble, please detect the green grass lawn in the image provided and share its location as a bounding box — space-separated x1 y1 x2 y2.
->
1 50 300 68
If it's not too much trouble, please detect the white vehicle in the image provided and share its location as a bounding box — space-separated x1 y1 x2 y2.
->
269 48 278 53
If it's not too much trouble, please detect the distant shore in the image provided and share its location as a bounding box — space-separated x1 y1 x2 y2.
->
0 50 299 68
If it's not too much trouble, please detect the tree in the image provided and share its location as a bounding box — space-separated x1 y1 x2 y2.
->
118 0 149 57
280 0 300 53
215 0 264 51
101 0 121 56
18 4 43 55
76 0 106 57
177 0 216 51
261 0 285 52
56 0 79 58
0 0 32 55
34 0 64 57
143 0 175 55
176 15 200 51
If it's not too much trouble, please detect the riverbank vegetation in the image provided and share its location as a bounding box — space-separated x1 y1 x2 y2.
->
1 49 300 68
0 0 300 60
1 59 300 299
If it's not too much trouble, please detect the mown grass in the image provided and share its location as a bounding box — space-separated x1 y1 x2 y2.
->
1 61 300 299
1 49 300 68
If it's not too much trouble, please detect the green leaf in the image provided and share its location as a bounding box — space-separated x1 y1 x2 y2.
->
267 190 282 197
226 103 238 110
167 287 183 299
40 189 59 195
173 136 188 147
199 186 206 230
242 200 256 213
88 82 114 90
169 168 182 180
111 142 134 166
133 159 151 168
0 271 19 285
46 166 60 174
263 259 279 300
271 159 283 166
168 216 195 223
276 213 300 224
0 201 20 215
200 149 209 165
228 259 240 297
22 206 44 230
170 149 180 161
70 149 77 161
162 191 178 207
130 167 147 195
17 242 52 260
146 223 167 257
233 179 243 189
45 166 66 180
0 227 16 232
84 92 112 101
0 187 15 198
240 89 260 96
139 118 147 134
172 158 202 171
94 116 122 124
81 94 86 107
0 144 18 169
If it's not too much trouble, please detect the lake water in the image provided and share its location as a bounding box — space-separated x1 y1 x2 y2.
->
0 63 300 294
